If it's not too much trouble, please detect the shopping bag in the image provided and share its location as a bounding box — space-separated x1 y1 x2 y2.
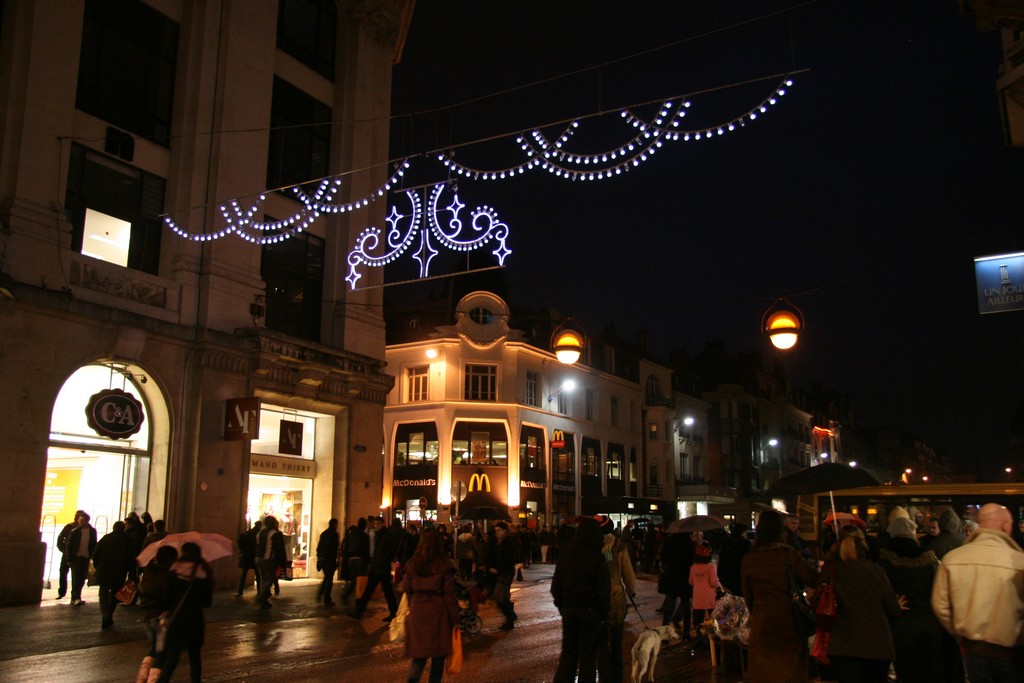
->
811 628 831 664
115 578 138 605
389 593 410 643
86 561 98 587
275 560 294 581
446 626 463 674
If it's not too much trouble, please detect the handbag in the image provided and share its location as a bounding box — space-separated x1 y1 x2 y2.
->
389 592 410 643
811 628 831 665
787 564 817 638
275 560 294 581
115 578 137 605
815 581 837 622
446 626 463 674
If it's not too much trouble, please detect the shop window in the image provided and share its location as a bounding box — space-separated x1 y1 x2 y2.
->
261 230 324 342
76 0 178 146
520 431 544 470
581 439 600 476
452 422 507 466
407 365 429 402
394 422 439 466
276 0 336 79
552 431 576 478
464 364 497 401
251 408 317 459
65 144 165 274
648 423 658 440
267 77 332 190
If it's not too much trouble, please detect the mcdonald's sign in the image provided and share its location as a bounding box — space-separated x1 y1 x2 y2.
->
468 471 491 492
551 429 566 449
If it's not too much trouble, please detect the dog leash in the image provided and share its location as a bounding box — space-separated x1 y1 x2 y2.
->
627 591 652 630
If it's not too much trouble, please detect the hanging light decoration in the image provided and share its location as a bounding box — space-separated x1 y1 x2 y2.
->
761 298 805 350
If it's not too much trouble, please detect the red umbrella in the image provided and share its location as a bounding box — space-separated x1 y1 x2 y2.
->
824 512 866 528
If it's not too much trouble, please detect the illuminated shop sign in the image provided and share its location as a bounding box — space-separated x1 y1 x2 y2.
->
975 252 1024 314
85 388 144 440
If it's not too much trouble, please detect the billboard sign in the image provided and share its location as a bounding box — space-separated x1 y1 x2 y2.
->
975 252 1024 314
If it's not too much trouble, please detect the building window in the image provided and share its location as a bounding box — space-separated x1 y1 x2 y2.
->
649 423 658 440
557 391 569 415
464 365 497 401
276 0 336 79
261 231 324 342
607 444 623 479
469 307 493 324
646 375 661 401
610 396 619 427
520 429 545 471
649 463 659 485
267 77 332 190
452 422 507 466
525 371 538 407
552 433 575 478
394 422 439 466
407 366 428 402
76 0 178 147
604 347 616 374
65 145 165 274
585 389 595 421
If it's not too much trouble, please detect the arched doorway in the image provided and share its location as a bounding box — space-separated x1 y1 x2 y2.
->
41 361 165 587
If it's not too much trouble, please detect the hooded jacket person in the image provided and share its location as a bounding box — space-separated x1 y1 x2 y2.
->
551 517 611 683
927 508 965 560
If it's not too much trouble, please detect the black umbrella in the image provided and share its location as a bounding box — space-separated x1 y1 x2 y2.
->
460 506 511 521
766 463 880 497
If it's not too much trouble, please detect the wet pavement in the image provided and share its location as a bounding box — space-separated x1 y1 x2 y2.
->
1 564 750 682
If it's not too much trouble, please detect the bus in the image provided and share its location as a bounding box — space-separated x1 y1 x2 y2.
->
795 482 1024 552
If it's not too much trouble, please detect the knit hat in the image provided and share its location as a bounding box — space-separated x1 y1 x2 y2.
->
888 506 910 524
888 516 918 539
594 514 614 535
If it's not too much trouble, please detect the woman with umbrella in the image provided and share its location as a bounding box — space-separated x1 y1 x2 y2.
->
153 542 214 683
741 509 818 683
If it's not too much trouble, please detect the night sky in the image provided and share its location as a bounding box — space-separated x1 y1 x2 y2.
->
385 1 1024 476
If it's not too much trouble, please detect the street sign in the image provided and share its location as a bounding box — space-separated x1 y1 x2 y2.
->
451 480 467 502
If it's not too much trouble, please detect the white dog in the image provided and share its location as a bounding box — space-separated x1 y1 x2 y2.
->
630 623 678 683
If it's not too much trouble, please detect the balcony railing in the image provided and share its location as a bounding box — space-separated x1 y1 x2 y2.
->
643 484 664 498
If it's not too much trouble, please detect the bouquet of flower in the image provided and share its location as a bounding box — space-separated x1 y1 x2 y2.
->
710 592 750 643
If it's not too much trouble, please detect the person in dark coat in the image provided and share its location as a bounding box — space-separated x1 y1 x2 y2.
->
340 518 370 607
153 542 214 683
124 512 147 581
352 516 400 621
236 520 261 595
928 508 965 560
741 509 818 683
659 529 696 635
54 510 86 600
717 522 751 595
92 520 133 629
67 511 97 606
826 525 905 683
399 528 461 683
488 521 519 629
875 516 944 683
551 517 611 683
135 545 178 683
143 519 169 549
255 516 286 609
316 518 340 607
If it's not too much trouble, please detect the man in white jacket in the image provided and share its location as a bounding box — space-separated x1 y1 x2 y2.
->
931 503 1024 683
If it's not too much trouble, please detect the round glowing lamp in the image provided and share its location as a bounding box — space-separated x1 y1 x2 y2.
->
761 298 805 350
551 320 586 365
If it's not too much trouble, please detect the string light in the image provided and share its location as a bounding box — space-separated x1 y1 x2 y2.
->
345 183 511 290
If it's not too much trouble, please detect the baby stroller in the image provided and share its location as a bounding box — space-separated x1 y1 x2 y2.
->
454 576 484 635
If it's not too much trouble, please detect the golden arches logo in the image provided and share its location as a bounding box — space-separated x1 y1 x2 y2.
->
552 430 565 442
468 472 491 492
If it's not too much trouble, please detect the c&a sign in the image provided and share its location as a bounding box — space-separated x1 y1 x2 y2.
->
85 388 144 440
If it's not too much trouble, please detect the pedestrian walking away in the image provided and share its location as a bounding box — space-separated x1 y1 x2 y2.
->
316 518 340 607
932 503 1024 683
255 516 286 609
153 542 214 683
351 516 400 621
399 528 461 683
551 516 611 683
92 519 134 629
594 515 636 683
340 518 370 608
135 545 179 683
236 520 261 595
488 521 519 630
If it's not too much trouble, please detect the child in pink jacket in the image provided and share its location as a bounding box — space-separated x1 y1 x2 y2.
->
688 541 719 638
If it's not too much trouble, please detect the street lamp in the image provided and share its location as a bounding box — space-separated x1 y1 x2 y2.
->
548 378 577 402
551 319 586 365
761 297 805 350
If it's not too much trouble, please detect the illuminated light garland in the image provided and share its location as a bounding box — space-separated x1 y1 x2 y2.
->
441 78 794 180
162 162 410 244
345 183 511 290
